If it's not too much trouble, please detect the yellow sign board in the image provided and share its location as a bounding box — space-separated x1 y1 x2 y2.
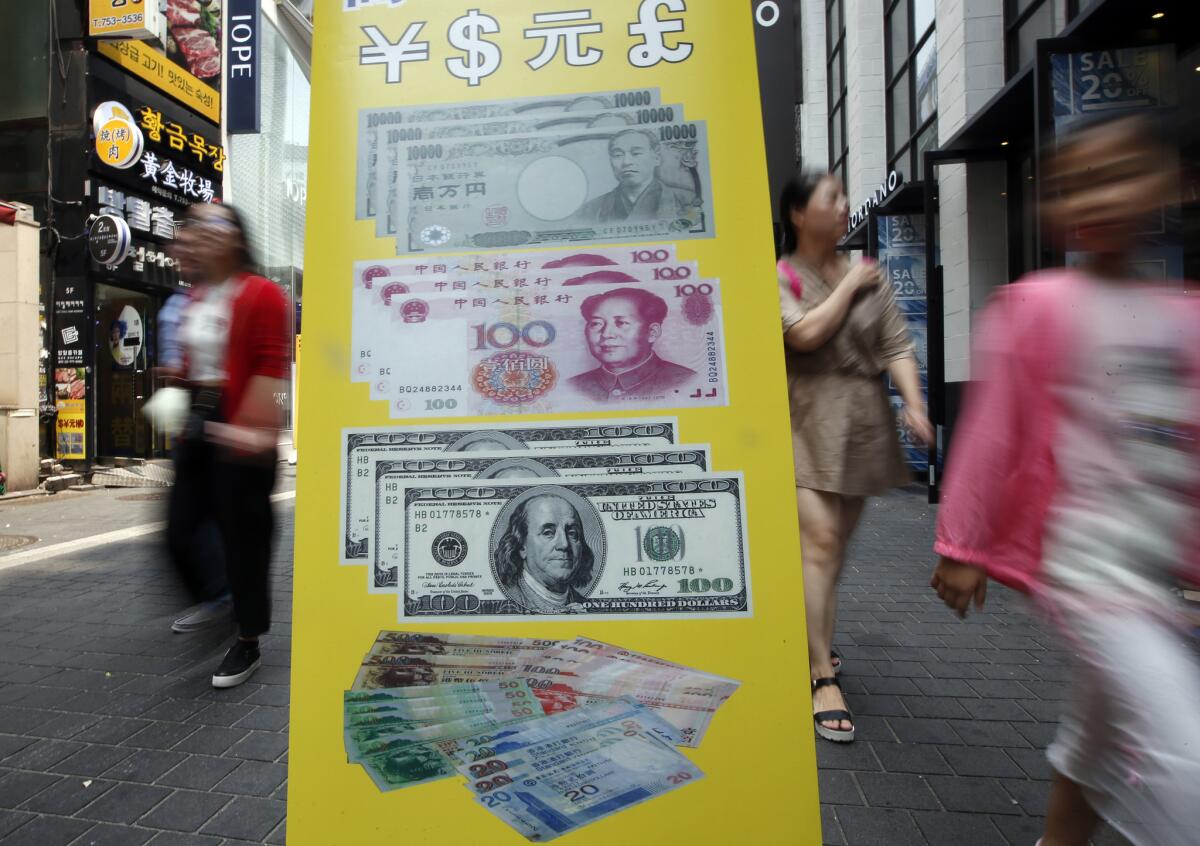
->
291 2 818 843
89 0 160 40
97 40 220 125
55 399 87 460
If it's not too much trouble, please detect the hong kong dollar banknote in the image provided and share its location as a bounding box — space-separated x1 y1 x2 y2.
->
398 475 751 622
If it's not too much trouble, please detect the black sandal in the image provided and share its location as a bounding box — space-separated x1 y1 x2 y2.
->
812 677 854 743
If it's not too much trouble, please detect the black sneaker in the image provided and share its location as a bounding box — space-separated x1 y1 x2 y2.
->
212 640 261 688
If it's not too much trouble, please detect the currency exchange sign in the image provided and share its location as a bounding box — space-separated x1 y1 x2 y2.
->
292 2 819 843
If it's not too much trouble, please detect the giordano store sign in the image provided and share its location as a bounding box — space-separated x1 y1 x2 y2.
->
848 170 903 231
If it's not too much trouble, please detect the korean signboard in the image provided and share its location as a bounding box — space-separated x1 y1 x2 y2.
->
89 71 224 209
227 0 262 133
96 40 221 124
89 0 163 40
290 2 818 844
53 279 90 461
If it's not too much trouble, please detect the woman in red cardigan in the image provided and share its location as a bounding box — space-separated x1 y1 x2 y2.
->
171 202 290 688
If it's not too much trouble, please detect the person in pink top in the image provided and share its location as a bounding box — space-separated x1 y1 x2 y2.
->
931 114 1200 846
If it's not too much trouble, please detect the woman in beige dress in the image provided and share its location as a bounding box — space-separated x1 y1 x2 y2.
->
777 171 933 743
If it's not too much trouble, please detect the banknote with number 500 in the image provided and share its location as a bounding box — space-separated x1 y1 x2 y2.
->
399 475 751 622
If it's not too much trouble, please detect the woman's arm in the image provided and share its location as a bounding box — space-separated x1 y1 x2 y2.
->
887 355 934 446
782 261 882 352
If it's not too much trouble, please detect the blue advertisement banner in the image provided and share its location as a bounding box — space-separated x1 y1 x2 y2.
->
878 214 928 474
226 0 261 134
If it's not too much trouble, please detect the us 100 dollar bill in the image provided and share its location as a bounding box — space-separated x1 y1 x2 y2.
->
401 121 714 253
340 419 678 563
369 446 712 592
356 88 661 220
399 475 751 622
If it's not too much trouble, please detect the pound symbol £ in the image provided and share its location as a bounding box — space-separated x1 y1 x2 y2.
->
446 10 502 87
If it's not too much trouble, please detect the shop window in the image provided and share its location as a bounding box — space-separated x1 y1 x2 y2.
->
885 0 936 182
1005 0 1079 79
827 0 848 192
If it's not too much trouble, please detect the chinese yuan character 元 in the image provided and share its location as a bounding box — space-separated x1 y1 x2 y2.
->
359 22 430 84
524 10 603 70
446 10 501 87
140 151 160 182
628 0 693 67
138 106 164 142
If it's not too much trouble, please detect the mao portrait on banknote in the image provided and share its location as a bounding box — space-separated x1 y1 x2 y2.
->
568 286 697 403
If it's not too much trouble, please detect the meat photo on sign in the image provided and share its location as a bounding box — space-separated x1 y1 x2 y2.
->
165 0 223 87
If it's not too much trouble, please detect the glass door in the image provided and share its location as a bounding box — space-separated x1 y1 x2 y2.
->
95 284 160 459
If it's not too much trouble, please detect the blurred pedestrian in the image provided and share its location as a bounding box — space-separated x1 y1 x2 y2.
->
156 283 231 634
931 113 1200 846
171 202 289 688
777 170 932 743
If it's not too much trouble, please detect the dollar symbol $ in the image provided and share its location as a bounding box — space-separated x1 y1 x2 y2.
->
446 10 502 87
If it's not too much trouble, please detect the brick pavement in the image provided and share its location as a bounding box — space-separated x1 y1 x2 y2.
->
0 482 1141 845
0 485 294 846
819 487 1131 846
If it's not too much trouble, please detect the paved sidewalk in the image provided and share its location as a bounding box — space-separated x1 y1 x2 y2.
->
819 487 1131 846
0 481 1142 845
0 479 295 846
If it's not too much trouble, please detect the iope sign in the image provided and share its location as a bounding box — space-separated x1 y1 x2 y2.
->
848 170 902 231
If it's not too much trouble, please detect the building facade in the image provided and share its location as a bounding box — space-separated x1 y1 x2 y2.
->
795 0 1200 494
0 0 310 475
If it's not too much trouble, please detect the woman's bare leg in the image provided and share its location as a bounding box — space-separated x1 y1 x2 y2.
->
797 487 851 731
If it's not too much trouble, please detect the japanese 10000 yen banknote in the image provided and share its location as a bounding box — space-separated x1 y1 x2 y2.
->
339 419 679 563
367 446 713 593
350 244 690 383
399 474 751 623
400 121 715 254
356 89 662 220
371 278 729 419
374 105 687 239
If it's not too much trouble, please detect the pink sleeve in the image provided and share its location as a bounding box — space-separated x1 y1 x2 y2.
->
934 287 1047 584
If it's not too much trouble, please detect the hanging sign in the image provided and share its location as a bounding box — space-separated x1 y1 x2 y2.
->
89 0 163 39
290 2 818 844
96 40 221 124
226 0 262 133
88 214 133 266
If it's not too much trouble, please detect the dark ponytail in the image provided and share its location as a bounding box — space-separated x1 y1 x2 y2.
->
777 170 829 256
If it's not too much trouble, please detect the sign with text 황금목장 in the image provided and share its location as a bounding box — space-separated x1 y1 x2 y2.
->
290 1 819 844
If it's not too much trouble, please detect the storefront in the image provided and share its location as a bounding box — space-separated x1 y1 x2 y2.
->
918 0 1200 497
58 52 224 464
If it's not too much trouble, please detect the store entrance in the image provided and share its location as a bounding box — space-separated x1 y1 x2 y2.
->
95 283 162 459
